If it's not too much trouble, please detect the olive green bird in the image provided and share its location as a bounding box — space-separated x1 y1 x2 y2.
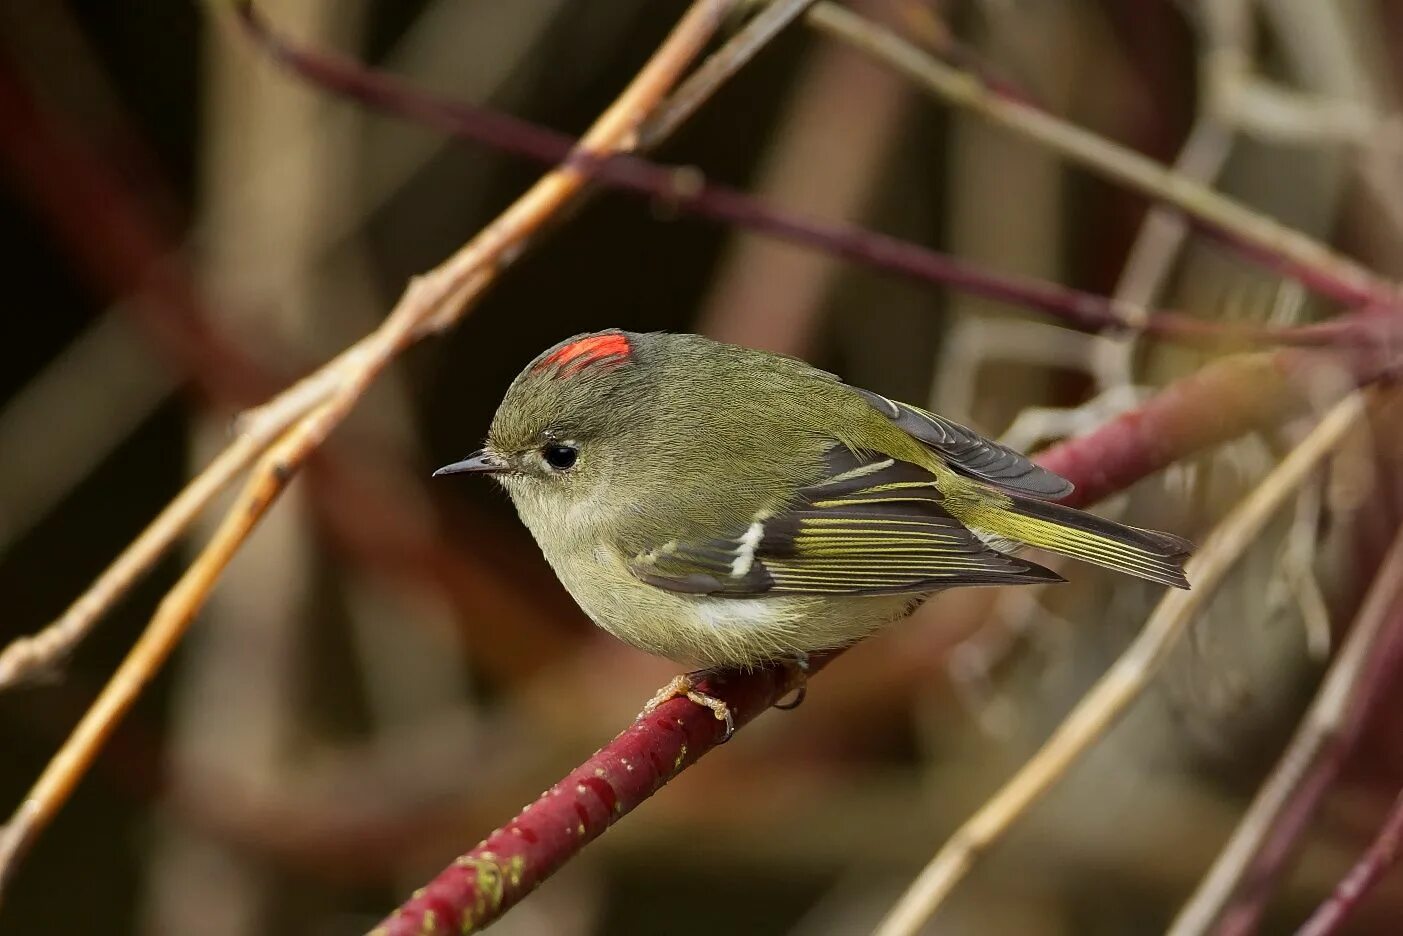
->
437 330 1192 732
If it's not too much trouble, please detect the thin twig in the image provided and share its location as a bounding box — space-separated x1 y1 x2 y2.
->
0 323 376 692
888 0 1035 105
872 392 1371 936
806 2 1398 308
1168 528 1403 935
637 0 819 149
1297 790 1403 936
0 420 296 688
0 308 427 891
0 0 728 901
0 412 324 895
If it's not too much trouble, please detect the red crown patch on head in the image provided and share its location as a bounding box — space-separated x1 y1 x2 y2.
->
534 333 632 378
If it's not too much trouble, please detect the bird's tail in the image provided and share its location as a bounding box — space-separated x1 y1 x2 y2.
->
977 495 1193 589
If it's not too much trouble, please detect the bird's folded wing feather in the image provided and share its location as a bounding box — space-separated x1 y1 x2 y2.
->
629 449 1064 598
852 387 1074 500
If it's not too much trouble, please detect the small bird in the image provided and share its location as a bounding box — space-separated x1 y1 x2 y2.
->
437 330 1191 733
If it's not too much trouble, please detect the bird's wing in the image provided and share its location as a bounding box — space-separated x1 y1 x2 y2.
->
852 387 1074 500
628 448 1064 598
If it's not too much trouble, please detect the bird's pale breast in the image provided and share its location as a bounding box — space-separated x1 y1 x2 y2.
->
551 541 914 668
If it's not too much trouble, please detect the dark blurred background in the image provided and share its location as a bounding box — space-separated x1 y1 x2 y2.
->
2 1 1402 933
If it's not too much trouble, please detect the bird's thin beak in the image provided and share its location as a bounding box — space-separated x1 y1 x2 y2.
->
433 450 509 477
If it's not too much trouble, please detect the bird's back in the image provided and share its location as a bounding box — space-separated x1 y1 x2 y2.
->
607 333 928 553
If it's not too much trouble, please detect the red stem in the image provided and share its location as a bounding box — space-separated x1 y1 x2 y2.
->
233 3 1395 349
371 660 821 936
1038 346 1393 510
1216 588 1403 936
1296 790 1403 936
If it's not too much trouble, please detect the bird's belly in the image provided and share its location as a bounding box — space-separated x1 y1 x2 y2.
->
550 544 914 668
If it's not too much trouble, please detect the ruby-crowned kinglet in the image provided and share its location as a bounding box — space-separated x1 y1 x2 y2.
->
437 330 1191 731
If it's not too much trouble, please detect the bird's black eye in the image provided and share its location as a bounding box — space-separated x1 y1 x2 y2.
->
542 444 578 470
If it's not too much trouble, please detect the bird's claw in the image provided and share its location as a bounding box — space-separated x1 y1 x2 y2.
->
640 654 810 741
641 672 735 742
772 652 809 711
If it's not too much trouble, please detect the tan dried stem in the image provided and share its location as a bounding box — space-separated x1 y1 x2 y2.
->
0 415 296 688
0 410 325 896
0 0 728 898
0 318 375 691
806 2 1394 308
639 0 819 150
872 390 1371 936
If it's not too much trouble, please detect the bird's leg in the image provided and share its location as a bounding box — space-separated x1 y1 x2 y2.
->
641 670 735 741
772 651 810 711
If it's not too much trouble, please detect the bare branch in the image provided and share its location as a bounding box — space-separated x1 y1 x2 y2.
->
370 660 820 936
0 422 295 689
0 415 322 896
638 0 820 149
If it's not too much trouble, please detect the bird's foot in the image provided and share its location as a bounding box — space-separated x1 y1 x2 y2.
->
641 671 735 742
772 652 810 711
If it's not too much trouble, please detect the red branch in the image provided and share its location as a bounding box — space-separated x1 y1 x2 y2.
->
1216 578 1403 935
1038 346 1393 509
1297 790 1403 936
372 660 824 936
374 346 1386 935
232 4 1399 350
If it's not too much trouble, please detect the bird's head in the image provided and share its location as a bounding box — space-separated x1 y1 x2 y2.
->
435 330 655 527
